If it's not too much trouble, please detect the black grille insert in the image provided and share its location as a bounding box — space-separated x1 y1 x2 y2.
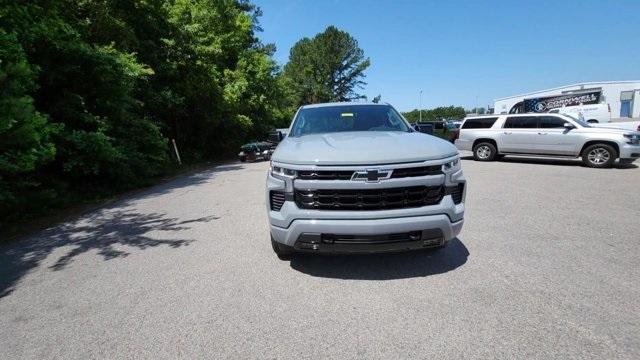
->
446 183 464 204
297 170 353 180
390 166 442 178
295 186 444 211
270 191 286 211
296 166 442 181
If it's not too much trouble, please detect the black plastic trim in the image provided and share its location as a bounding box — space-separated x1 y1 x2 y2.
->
295 186 444 211
269 191 286 211
445 183 465 205
294 229 444 253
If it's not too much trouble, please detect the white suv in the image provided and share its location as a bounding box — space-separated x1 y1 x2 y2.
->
455 113 640 168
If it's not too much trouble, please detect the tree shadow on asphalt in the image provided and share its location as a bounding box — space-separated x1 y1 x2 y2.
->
289 238 469 280
461 155 638 169
0 164 242 299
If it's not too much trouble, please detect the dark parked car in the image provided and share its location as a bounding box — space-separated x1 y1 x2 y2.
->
238 142 275 162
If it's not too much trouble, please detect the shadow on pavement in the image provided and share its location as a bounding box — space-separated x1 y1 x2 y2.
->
130 164 245 201
0 164 242 299
289 238 469 280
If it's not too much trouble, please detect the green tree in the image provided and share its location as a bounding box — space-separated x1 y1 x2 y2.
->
283 26 370 106
0 29 58 218
0 0 289 225
467 107 486 115
402 106 467 122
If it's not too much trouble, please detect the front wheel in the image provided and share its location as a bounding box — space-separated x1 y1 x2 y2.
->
473 142 497 161
581 143 616 168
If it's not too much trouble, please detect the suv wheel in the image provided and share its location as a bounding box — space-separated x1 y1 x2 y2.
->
271 235 293 260
587 119 599 124
581 143 616 168
473 142 497 161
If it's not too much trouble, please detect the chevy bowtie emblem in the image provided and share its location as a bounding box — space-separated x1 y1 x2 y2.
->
351 169 392 182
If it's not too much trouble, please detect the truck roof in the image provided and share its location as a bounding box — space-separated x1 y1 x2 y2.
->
300 102 388 109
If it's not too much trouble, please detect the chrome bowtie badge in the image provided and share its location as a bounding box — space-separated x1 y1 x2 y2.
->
351 169 392 182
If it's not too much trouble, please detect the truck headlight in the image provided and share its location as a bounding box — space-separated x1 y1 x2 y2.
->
271 164 297 179
623 133 640 145
442 158 460 172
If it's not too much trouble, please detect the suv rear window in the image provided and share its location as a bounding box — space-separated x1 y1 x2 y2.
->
462 117 498 129
504 116 538 128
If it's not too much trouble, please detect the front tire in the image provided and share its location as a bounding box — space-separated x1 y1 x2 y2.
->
473 142 497 161
271 235 293 260
581 143 616 168
587 119 599 124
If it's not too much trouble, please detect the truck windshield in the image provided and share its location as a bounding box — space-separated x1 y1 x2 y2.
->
289 105 410 137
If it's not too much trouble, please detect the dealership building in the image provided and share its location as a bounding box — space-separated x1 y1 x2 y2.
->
494 80 640 119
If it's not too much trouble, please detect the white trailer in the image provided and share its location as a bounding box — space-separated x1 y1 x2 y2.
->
494 81 640 121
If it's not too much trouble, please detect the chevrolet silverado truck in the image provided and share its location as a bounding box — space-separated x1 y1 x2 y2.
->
266 102 466 259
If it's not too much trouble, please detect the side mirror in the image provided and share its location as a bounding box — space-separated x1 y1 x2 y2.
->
268 131 283 142
415 124 434 134
563 122 575 130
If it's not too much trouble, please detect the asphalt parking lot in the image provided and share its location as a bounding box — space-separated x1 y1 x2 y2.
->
1 156 639 359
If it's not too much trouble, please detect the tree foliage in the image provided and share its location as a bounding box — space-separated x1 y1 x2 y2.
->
402 106 467 122
0 0 288 223
282 26 370 106
0 29 58 212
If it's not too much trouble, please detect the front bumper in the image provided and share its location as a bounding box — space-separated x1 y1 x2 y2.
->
271 215 463 253
266 160 466 253
619 143 640 159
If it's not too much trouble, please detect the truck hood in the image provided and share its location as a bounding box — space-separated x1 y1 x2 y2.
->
271 131 458 165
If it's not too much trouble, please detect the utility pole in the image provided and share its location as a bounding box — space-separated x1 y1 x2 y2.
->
171 139 182 165
419 90 423 122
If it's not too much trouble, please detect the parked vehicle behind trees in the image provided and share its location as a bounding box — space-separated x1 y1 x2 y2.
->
238 142 274 162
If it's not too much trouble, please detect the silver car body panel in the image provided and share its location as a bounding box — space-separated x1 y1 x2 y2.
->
272 131 458 165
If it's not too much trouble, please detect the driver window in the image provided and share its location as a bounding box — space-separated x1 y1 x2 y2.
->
539 116 567 128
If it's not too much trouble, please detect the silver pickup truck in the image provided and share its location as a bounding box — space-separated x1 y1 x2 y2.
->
266 102 466 259
455 113 640 167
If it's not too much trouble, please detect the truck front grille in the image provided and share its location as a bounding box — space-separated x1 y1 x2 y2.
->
296 166 442 181
295 186 444 210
